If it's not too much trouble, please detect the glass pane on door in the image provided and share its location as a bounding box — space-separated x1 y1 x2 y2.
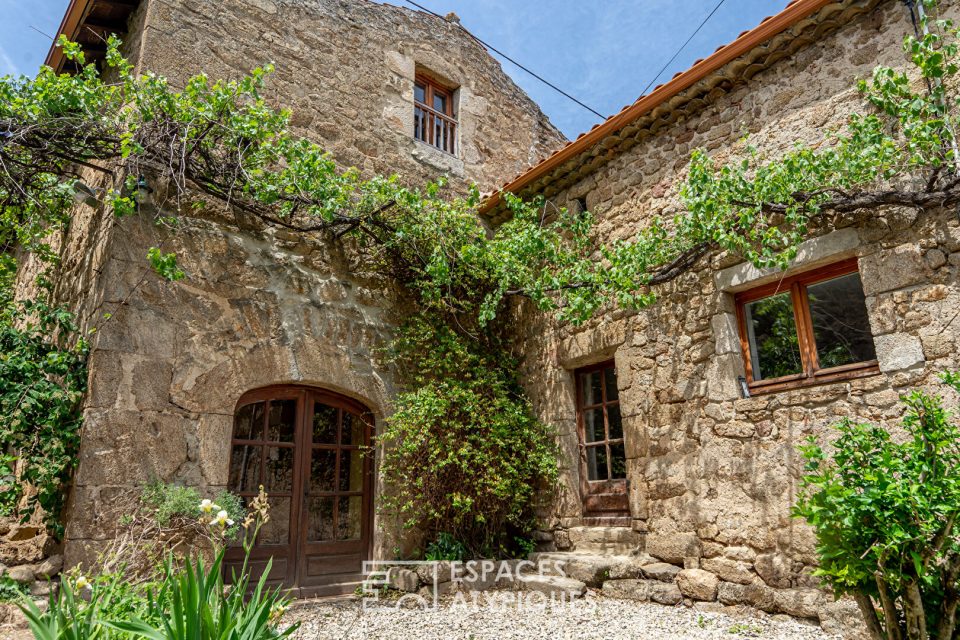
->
342 413 367 446
340 449 364 492
267 400 296 442
581 371 603 406
264 447 294 492
604 368 619 401
306 497 335 541
610 443 627 479
259 496 291 545
309 449 336 493
583 408 605 442
608 406 623 440
337 496 362 540
233 402 264 440
229 445 261 492
313 404 338 444
586 445 608 481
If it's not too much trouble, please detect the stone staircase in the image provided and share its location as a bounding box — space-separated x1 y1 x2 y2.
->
372 527 848 633
374 527 681 603
565 525 645 554
515 526 655 598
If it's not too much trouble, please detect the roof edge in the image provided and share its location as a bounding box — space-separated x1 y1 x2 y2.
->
44 0 95 73
479 0 835 214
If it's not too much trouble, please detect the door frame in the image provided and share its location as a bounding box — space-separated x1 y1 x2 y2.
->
573 361 629 518
224 385 375 595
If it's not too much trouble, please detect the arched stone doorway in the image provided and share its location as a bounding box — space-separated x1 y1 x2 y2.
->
224 385 374 597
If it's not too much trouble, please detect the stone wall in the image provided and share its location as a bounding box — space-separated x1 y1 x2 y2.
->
61 198 404 566
513 0 960 629
53 0 566 568
133 0 565 191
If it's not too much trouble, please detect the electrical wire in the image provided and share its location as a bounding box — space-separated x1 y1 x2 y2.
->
638 0 727 98
400 0 605 118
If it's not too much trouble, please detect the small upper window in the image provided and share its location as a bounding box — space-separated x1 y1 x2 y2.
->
414 74 457 155
735 258 878 394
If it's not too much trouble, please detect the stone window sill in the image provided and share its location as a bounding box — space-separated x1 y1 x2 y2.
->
411 138 464 175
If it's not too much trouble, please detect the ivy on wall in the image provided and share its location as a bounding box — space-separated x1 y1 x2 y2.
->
0 288 87 534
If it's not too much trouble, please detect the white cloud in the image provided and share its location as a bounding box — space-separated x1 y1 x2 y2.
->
0 44 20 76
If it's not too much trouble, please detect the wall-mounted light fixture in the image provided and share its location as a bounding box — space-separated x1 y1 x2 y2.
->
737 375 750 399
72 181 100 207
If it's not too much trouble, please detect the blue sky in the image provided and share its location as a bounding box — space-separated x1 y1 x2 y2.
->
1 0 788 138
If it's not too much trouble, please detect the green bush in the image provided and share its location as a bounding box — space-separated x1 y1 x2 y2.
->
0 295 87 532
794 372 960 640
0 575 28 602
424 532 468 562
141 481 244 537
380 319 557 558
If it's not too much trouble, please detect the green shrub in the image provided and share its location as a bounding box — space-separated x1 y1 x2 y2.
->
0 575 28 602
424 532 468 562
141 481 245 539
0 454 17 516
794 372 960 640
380 319 558 559
0 295 87 533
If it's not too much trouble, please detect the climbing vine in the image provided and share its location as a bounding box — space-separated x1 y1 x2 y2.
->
0 0 957 546
678 0 960 272
0 285 87 533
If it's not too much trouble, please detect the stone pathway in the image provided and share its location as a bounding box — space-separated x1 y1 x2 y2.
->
286 593 835 640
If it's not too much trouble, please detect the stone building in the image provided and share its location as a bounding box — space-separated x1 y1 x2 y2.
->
40 0 564 597
484 0 959 629
33 0 960 629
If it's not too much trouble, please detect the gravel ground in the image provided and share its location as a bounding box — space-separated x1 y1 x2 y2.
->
286 592 834 640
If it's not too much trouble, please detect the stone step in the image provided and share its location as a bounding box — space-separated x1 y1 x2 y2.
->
566 526 644 554
518 574 587 599
527 551 656 586
601 578 683 605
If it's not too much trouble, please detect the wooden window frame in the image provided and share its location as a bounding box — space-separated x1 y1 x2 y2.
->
734 257 879 395
414 74 458 155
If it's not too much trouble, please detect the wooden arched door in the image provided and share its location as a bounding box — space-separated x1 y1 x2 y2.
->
224 386 374 597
